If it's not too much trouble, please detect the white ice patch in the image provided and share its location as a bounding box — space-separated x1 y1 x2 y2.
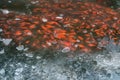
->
16 45 24 51
42 18 48 22
0 69 5 75
8 0 12 3
15 18 21 20
0 28 3 32
76 39 80 42
62 47 70 53
74 44 78 48
36 56 41 59
32 66 36 69
96 52 120 69
0 49 5 54
0 9 10 14
26 32 32 36
82 17 86 20
47 42 52 46
23 47 29 51
15 68 23 75
59 14 64 17
25 53 33 58
83 30 88 33
113 17 118 20
31 1 39 4
56 16 63 19
2 39 12 45
14 75 23 80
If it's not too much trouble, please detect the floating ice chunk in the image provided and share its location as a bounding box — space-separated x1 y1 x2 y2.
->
32 66 36 69
0 9 10 14
0 69 5 74
0 28 3 32
91 24 96 27
0 49 5 54
25 53 33 58
26 32 32 36
76 39 80 42
15 18 21 20
74 44 78 48
14 75 23 80
83 30 87 33
31 1 39 4
8 0 12 3
82 17 86 20
36 56 41 59
113 17 118 20
59 14 64 17
23 47 29 51
42 18 48 22
56 16 63 19
15 68 23 75
47 42 52 46
2 39 12 45
62 47 70 53
16 45 24 51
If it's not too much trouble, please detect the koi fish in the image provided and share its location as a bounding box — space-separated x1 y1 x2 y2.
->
0 1 120 53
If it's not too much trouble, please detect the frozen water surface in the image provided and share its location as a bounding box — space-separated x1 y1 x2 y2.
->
0 42 120 80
